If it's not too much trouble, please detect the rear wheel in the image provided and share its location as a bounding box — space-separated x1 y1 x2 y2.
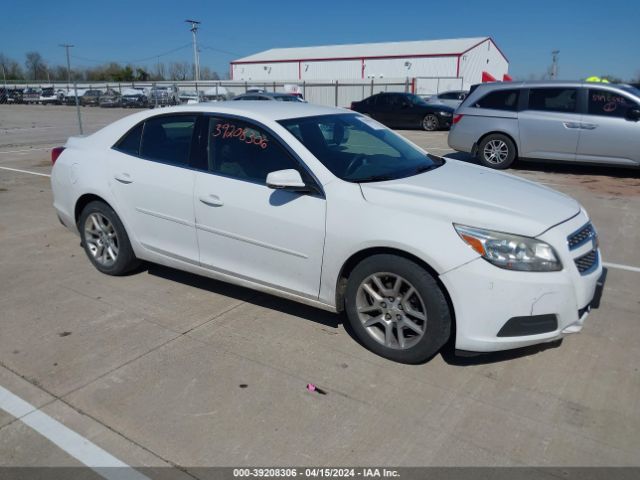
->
344 254 451 364
422 114 439 131
79 201 139 275
477 134 516 169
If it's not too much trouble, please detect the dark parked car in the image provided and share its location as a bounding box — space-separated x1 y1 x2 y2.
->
8 88 24 104
350 92 454 131
99 90 122 108
121 92 149 108
233 92 305 102
81 90 103 106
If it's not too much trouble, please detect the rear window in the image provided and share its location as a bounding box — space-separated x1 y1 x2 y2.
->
474 89 520 111
140 115 196 165
114 123 143 156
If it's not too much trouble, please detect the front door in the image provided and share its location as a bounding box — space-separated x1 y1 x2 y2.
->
576 88 640 166
193 116 326 298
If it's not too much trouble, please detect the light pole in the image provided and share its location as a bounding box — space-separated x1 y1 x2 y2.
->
186 19 201 94
60 44 83 135
550 50 560 80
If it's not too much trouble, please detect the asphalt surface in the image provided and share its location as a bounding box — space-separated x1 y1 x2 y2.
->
1 105 639 475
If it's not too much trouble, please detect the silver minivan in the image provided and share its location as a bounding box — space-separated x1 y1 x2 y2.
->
448 81 640 169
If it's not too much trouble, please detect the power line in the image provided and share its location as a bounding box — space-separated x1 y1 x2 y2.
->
199 44 243 57
70 43 192 66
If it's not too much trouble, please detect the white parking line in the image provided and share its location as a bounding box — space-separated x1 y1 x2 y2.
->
603 262 640 274
0 166 50 177
0 146 58 154
0 385 150 480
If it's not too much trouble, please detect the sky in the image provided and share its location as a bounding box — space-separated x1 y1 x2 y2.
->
2 0 639 81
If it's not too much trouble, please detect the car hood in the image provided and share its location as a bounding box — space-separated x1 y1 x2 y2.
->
359 159 580 237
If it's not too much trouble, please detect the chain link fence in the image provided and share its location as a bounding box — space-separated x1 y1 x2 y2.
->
1 76 463 107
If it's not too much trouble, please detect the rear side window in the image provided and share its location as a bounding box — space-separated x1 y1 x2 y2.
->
528 88 577 113
588 89 638 118
140 115 196 165
474 89 520 111
114 123 143 156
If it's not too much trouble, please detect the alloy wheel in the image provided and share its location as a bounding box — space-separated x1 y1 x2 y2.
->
84 212 119 267
355 272 427 350
422 115 438 131
483 139 509 164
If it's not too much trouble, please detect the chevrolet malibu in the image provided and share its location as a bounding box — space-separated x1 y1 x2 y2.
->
51 102 603 363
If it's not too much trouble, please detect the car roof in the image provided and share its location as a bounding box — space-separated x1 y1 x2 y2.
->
237 92 297 98
82 101 353 148
150 101 347 120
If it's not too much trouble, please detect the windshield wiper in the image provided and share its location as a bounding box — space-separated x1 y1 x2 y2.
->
354 174 397 183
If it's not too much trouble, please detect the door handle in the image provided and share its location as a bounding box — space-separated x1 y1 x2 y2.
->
199 194 224 207
581 123 598 130
114 173 133 184
563 122 581 129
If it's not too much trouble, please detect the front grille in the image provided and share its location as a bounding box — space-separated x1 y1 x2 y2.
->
574 249 598 275
568 223 596 250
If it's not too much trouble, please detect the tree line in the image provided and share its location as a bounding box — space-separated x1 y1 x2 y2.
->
0 51 222 83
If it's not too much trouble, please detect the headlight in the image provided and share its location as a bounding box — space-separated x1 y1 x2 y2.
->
454 224 562 272
439 111 453 117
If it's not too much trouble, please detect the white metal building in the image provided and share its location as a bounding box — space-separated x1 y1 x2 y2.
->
230 37 510 90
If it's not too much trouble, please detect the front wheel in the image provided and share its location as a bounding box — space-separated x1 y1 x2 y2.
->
477 134 517 169
79 201 140 275
344 254 451 364
422 114 439 131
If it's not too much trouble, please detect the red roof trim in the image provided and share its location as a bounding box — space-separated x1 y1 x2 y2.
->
458 37 509 64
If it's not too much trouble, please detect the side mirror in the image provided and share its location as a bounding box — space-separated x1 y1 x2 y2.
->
400 102 410 109
266 169 308 192
625 108 640 122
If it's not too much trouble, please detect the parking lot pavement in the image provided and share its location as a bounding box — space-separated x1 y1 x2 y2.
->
1 105 639 472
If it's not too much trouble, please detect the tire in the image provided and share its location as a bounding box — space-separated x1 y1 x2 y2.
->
344 254 451 364
477 134 517 169
421 114 439 131
78 201 139 275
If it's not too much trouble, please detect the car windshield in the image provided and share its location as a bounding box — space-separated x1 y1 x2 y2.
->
406 93 428 105
619 85 640 99
278 113 444 183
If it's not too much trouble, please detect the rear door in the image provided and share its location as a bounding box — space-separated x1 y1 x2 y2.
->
370 94 392 125
108 114 200 263
576 88 640 166
518 87 581 161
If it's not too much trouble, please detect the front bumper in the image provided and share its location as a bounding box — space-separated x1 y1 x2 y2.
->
440 212 603 352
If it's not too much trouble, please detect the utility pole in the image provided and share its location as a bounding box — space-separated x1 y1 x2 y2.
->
60 44 83 135
550 50 560 80
2 65 7 99
186 19 201 95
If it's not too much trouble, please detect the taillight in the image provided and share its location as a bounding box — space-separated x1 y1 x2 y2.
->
452 114 464 125
51 146 65 165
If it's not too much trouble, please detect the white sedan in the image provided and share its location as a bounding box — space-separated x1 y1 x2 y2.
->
51 102 604 363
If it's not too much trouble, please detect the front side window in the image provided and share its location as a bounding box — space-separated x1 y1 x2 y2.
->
279 113 443 182
588 89 638 118
206 117 300 184
474 89 520 111
140 115 196 165
528 88 577 113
